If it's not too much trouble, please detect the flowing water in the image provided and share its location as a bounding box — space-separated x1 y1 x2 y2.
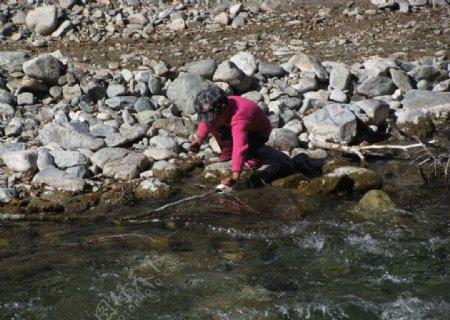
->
0 184 449 320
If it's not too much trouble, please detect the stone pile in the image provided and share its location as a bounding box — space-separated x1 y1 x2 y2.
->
0 46 449 208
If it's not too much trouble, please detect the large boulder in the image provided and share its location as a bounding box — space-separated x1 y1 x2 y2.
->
357 76 396 98
166 73 216 115
359 189 396 210
2 150 38 172
288 54 328 81
104 124 148 147
213 61 252 92
50 150 90 169
180 59 218 80
151 117 196 138
23 54 63 86
102 152 148 180
303 104 357 144
401 90 450 115
229 52 258 77
39 122 105 151
25 5 58 36
267 128 300 151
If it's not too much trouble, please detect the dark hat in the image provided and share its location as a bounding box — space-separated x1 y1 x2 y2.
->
193 87 228 121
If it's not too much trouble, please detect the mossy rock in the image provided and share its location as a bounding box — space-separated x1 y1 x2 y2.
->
322 159 352 174
152 168 183 182
359 189 397 210
26 197 65 213
134 178 174 200
175 158 204 174
271 173 309 188
397 117 435 140
333 166 383 192
39 191 99 213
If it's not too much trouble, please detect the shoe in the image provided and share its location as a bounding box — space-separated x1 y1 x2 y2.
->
245 158 262 169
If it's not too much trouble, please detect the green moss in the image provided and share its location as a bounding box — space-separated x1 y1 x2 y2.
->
323 159 352 174
397 118 435 139
271 173 309 188
359 190 397 210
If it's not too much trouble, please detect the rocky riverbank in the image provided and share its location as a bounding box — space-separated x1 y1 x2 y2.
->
0 0 449 217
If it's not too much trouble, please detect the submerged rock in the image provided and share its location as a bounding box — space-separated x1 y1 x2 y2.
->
359 189 397 209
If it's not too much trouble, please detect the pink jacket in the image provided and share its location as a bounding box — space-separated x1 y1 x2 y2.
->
196 96 272 173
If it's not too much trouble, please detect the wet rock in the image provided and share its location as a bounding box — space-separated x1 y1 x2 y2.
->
25 5 58 36
2 150 38 172
359 189 396 209
152 160 182 181
134 178 173 199
39 122 105 151
357 76 396 98
303 104 357 143
23 54 63 85
32 167 85 192
271 173 309 188
166 73 216 115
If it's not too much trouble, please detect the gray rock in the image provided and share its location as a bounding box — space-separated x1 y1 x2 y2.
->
80 80 106 102
17 92 34 105
63 84 82 100
354 99 390 126
288 54 328 81
149 135 178 152
303 103 357 143
363 58 397 75
267 128 300 151
0 89 16 106
408 65 442 81
105 96 137 109
135 178 172 199
33 167 85 192
168 18 185 31
402 90 450 115
50 150 90 169
390 68 415 93
104 123 148 147
330 65 351 91
12 11 26 25
166 73 216 115
0 51 29 73
292 76 318 94
90 123 119 138
396 0 410 13
0 142 26 157
214 12 229 25
134 97 155 112
103 152 148 180
51 20 73 38
66 166 89 179
283 119 303 135
231 16 245 28
357 76 396 98
148 76 162 95
180 59 218 80
90 147 129 169
330 89 348 103
107 84 127 98
23 54 63 85
258 62 286 77
144 147 177 160
370 0 396 8
37 148 55 170
2 150 38 172
39 122 105 151
432 79 450 92
5 118 23 136
0 103 15 117
151 117 196 138
408 0 428 6
135 110 160 125
129 13 148 25
59 0 77 9
213 61 252 92
204 161 230 176
0 188 17 203
230 52 258 77
25 5 58 36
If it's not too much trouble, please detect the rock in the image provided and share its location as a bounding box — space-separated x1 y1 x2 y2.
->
25 5 58 36
2 150 38 172
90 147 129 168
390 68 415 93
149 135 178 152
0 103 15 118
39 122 105 151
50 150 90 169
231 16 245 28
357 76 396 98
23 54 63 85
433 79 450 92
408 0 428 6
267 128 300 151
63 85 82 100
180 59 218 80
166 73 216 115
407 65 442 82
105 96 138 109
353 99 390 126
0 188 17 203
363 58 397 75
32 167 85 192
213 60 252 92
292 76 318 93
80 80 107 102
144 147 177 161
271 173 309 188
168 18 186 31
0 89 17 106
152 117 196 138
402 90 450 115
106 83 127 98
303 104 357 143
129 13 148 25
230 52 258 77
51 20 73 38
0 142 26 157
0 51 29 73
330 89 348 103
103 152 148 180
104 123 148 147
134 97 155 112
359 189 396 209
258 62 286 77
370 0 396 8
134 178 173 199
59 0 77 10
5 118 23 136
330 65 351 91
17 92 34 105
148 76 162 95
37 148 55 170
90 123 119 138
214 12 229 25
66 166 89 179
288 54 328 81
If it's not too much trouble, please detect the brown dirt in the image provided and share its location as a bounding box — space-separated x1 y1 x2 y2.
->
1 2 449 70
